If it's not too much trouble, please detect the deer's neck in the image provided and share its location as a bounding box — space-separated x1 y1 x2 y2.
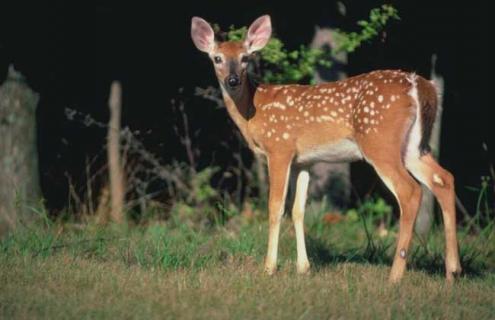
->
220 81 255 144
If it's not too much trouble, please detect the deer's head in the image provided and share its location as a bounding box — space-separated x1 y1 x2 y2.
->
191 15 272 95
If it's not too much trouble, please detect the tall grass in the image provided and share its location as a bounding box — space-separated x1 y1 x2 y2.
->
2 200 493 276
1 204 494 319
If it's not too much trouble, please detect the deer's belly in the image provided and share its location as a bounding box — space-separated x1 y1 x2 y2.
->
295 139 363 164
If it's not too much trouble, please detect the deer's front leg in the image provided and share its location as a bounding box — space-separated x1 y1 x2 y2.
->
292 170 311 274
264 153 293 275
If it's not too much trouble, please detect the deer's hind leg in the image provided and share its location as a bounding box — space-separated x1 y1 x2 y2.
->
355 100 423 281
406 153 462 280
367 156 423 283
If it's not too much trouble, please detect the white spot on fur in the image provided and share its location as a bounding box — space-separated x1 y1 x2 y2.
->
262 102 286 110
286 96 295 106
320 115 334 122
433 174 444 186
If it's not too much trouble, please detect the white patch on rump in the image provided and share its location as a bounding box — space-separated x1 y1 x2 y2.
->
403 73 431 188
404 73 421 164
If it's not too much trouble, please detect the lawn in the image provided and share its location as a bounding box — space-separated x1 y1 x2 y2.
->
1 208 494 319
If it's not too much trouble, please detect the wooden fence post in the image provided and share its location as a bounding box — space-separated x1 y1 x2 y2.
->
107 81 125 223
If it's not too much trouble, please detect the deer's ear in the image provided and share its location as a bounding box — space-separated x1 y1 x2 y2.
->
191 17 215 53
244 15 272 53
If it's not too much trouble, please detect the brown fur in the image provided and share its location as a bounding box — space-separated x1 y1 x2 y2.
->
201 38 461 282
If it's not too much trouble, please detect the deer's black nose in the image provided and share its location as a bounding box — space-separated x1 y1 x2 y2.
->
226 74 240 88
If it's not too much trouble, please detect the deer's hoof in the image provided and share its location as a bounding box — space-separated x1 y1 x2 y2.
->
297 261 311 275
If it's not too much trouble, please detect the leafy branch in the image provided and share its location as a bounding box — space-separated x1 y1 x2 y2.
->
226 4 399 84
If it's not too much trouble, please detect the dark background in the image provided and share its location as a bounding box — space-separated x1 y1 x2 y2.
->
0 1 492 213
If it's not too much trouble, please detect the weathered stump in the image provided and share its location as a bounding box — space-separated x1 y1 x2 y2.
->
0 65 41 233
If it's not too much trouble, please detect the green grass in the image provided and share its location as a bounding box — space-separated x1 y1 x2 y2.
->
1 211 494 319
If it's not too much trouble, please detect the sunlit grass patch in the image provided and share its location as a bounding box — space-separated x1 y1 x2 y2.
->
1 207 494 319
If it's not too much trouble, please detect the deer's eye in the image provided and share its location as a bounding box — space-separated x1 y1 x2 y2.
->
214 56 222 64
241 55 249 63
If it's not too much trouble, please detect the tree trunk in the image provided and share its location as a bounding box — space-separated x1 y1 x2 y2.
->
0 65 41 233
309 27 351 209
415 54 444 235
107 81 125 223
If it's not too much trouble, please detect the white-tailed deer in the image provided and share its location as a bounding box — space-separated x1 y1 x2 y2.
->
191 15 462 282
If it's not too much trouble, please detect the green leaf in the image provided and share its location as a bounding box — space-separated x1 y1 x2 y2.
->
224 5 399 85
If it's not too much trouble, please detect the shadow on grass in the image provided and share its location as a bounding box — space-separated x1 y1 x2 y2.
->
306 235 489 279
306 235 391 268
